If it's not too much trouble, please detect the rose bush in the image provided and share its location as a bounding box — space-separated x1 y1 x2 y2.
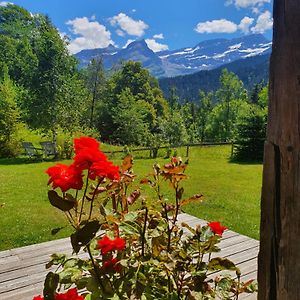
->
34 137 257 299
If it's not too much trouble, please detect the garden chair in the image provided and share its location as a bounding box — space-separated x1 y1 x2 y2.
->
22 142 43 160
40 141 58 158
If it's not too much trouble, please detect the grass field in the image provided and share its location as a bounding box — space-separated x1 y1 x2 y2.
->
0 145 263 251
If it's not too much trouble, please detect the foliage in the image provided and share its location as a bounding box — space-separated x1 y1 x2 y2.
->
34 137 257 299
26 17 83 141
111 88 154 146
159 54 269 103
97 61 169 145
0 65 22 157
0 5 89 149
82 58 106 128
206 100 251 142
197 91 213 142
159 111 189 146
233 88 268 161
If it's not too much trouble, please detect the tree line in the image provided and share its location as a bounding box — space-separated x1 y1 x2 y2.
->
0 4 267 160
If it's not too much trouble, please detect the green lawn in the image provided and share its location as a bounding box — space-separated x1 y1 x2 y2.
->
0 146 263 251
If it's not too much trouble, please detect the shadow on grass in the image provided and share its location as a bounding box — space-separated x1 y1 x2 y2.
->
0 157 58 165
229 156 263 165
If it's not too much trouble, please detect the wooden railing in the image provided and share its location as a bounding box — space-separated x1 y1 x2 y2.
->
103 142 234 158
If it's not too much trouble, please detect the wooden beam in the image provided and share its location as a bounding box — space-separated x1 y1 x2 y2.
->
259 1 300 299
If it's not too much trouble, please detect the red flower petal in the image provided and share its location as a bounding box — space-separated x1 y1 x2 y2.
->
208 221 227 236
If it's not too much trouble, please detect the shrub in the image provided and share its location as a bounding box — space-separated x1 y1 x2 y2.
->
0 65 22 157
34 137 257 299
233 107 267 161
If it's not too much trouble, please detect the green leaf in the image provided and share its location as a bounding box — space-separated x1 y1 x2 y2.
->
51 227 64 235
207 257 238 272
43 272 59 300
119 220 140 235
46 253 66 269
71 220 100 253
48 190 75 211
59 267 82 283
200 226 214 242
123 211 139 222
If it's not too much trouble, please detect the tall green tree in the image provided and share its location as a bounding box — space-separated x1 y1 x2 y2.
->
211 69 248 141
159 111 188 146
111 88 153 145
83 58 106 128
197 90 213 142
25 16 83 144
0 4 36 39
233 84 268 161
0 65 21 157
98 61 169 145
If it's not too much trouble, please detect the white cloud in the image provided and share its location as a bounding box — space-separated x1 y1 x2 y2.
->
251 10 273 33
132 9 136 13
195 19 238 34
0 1 13 6
238 16 254 33
123 39 135 48
66 17 114 54
153 33 164 39
226 0 270 8
145 39 169 52
252 7 260 14
90 15 96 21
116 29 125 37
110 13 148 37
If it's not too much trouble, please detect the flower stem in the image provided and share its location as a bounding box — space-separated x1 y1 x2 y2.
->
141 207 148 257
88 180 101 220
79 170 90 224
86 243 104 291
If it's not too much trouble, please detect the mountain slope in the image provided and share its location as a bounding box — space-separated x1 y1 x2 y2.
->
75 34 271 78
159 53 270 102
158 34 271 76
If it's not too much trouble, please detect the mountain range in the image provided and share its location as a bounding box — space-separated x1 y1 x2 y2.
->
75 34 272 78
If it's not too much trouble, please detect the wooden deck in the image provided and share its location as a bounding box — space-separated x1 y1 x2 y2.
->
0 213 258 300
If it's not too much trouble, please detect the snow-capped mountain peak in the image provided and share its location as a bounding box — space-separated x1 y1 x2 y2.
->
75 34 272 78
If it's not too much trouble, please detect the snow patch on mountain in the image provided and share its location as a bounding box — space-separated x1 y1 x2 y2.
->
75 34 272 78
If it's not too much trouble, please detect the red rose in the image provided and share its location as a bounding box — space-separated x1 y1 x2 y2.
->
56 288 84 300
74 137 100 154
113 237 126 251
73 147 107 171
89 161 120 181
96 235 126 255
208 221 227 236
46 164 83 192
33 288 84 300
96 235 114 255
103 257 122 272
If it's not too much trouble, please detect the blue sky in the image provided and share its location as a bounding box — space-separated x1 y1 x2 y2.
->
2 0 273 53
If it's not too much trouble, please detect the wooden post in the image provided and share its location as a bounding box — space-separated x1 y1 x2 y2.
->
186 145 190 157
259 1 300 299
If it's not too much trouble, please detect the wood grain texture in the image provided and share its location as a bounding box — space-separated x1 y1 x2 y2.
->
259 1 300 299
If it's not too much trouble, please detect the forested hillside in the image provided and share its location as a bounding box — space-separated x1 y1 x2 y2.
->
159 54 269 103
0 4 268 161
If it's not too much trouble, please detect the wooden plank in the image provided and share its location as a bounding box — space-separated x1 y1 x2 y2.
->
0 213 258 299
178 213 240 239
1 282 43 300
